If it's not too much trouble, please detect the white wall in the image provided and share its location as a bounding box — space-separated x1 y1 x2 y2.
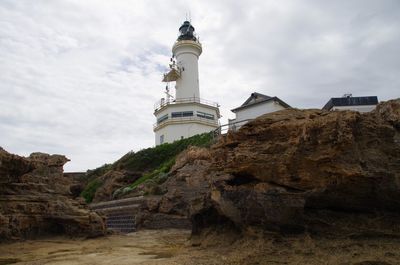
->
331 105 376 113
173 41 202 99
235 101 285 121
154 102 219 145
229 101 286 131
155 123 216 145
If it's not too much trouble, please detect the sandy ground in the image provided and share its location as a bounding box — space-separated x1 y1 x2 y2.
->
0 230 190 265
0 229 399 265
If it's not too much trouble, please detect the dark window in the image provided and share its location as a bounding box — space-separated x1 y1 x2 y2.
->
157 114 168 124
171 111 193 118
197 111 214 120
182 111 193 117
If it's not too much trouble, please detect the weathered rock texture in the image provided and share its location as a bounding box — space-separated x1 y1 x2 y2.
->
0 149 105 241
63 172 87 198
92 170 142 203
135 147 213 230
138 99 400 236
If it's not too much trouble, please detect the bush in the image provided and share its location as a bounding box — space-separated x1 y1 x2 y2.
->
80 179 103 203
84 163 112 182
82 132 213 200
114 132 213 172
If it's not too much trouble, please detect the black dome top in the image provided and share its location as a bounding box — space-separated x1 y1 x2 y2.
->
177 21 197 41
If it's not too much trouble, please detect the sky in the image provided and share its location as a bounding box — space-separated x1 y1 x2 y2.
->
0 0 399 172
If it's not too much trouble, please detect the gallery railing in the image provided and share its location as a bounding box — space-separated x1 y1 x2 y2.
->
154 97 219 112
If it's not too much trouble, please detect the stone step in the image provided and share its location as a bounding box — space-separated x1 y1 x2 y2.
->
89 196 144 210
89 197 148 234
94 204 140 215
106 214 134 219
107 218 134 222
107 227 135 233
105 214 135 233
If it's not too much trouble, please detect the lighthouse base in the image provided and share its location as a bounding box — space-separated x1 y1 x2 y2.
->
155 122 217 145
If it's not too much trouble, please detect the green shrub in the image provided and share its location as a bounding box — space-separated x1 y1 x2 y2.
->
80 179 102 203
128 157 175 189
82 132 213 200
84 163 112 181
114 132 212 172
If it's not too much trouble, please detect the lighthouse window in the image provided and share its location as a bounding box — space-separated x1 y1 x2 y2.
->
171 111 193 118
197 111 214 120
182 111 193 117
157 114 168 124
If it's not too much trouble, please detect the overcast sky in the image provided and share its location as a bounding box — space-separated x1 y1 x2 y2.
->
1 0 399 171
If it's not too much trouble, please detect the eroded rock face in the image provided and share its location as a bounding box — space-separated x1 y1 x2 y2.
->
139 99 400 236
135 147 214 230
0 149 105 241
92 170 139 203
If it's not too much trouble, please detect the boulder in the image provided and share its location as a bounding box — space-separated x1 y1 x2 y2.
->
0 149 105 241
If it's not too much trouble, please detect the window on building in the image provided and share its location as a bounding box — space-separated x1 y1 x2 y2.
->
160 135 164 144
157 114 168 124
171 111 193 118
197 111 214 120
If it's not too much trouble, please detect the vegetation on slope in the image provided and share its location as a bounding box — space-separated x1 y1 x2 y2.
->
80 133 213 203
80 179 103 203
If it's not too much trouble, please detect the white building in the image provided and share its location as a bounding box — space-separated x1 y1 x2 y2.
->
153 21 220 145
322 95 378 112
228 92 290 130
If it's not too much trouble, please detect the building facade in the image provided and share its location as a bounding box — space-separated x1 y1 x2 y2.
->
229 92 290 130
153 21 220 145
322 95 378 112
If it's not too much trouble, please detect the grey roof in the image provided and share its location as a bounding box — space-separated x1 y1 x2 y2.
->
323 96 378 110
231 92 291 112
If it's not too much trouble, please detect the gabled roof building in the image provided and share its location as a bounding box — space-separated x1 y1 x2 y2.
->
229 92 290 130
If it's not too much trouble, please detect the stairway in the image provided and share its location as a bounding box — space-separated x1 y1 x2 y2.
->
106 214 135 233
89 197 144 233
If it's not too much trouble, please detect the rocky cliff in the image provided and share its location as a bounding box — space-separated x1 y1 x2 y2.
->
137 99 400 237
0 149 105 241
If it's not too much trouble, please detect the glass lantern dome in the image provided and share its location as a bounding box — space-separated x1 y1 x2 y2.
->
177 21 197 41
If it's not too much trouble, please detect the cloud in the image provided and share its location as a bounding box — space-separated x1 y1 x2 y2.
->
0 0 399 171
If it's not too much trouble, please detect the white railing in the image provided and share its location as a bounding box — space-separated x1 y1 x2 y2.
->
154 97 219 112
212 119 254 138
153 116 218 129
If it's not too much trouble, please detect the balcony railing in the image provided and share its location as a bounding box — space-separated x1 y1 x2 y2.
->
153 116 219 130
154 97 219 112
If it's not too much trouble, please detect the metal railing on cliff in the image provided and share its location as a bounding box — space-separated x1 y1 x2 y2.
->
212 119 253 140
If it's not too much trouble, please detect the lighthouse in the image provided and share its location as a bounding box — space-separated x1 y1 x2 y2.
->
153 21 220 145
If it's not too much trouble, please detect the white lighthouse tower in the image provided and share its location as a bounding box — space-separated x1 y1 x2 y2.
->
153 21 220 145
